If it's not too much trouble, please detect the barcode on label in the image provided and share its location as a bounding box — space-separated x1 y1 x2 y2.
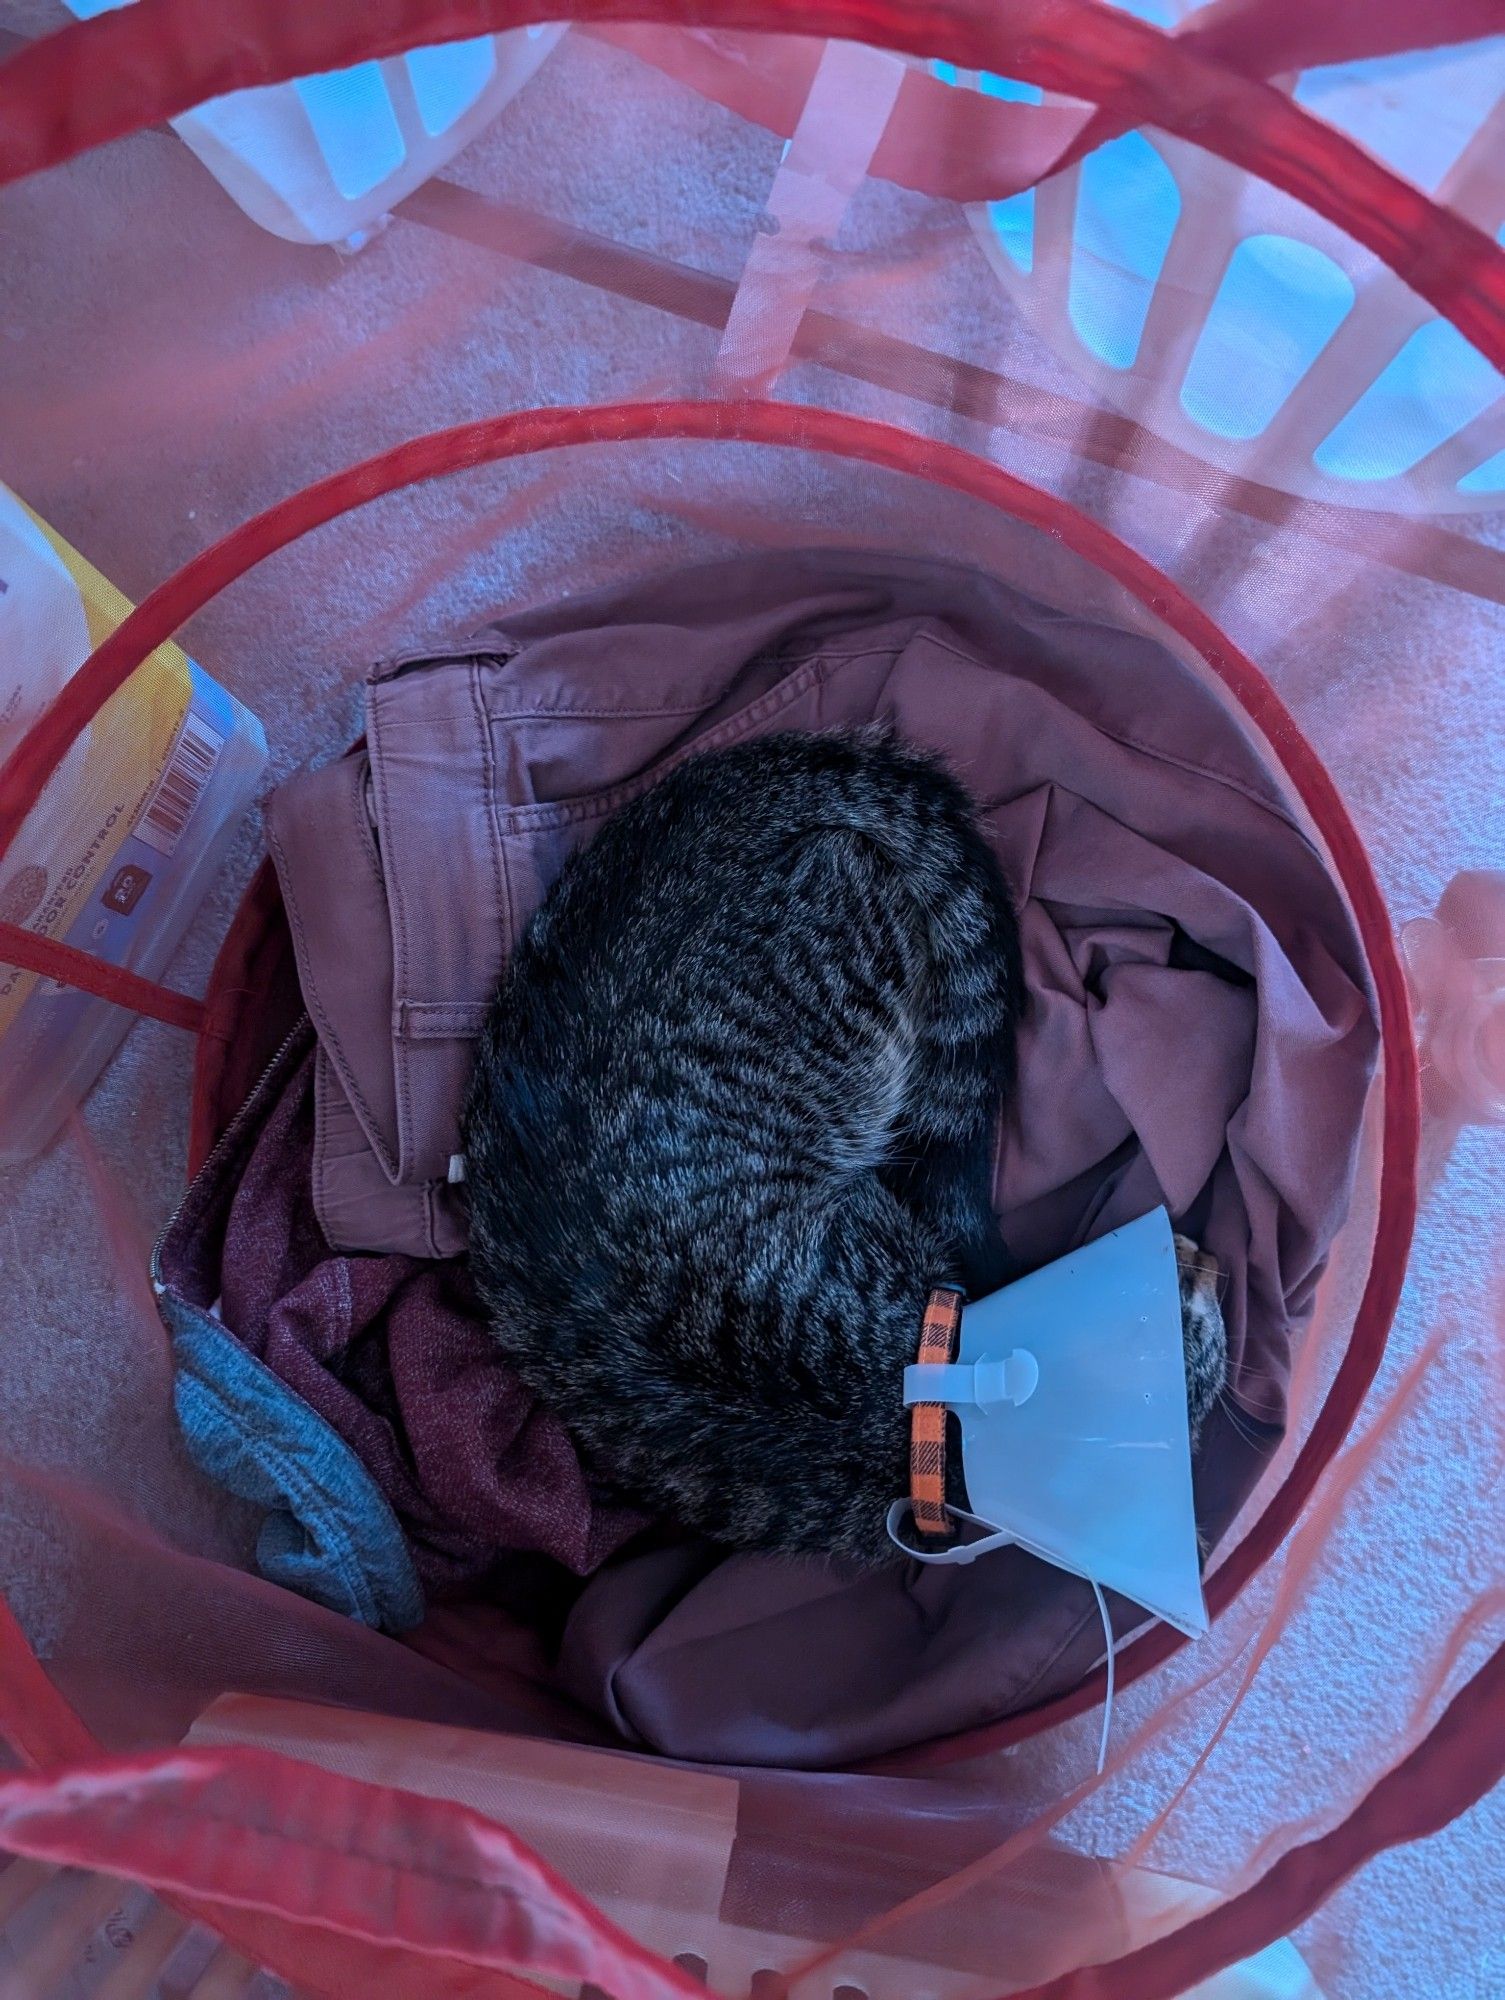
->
135 713 224 858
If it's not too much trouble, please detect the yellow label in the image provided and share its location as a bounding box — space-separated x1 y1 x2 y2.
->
0 501 193 1036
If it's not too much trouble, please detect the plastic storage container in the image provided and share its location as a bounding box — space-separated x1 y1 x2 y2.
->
60 0 564 246
0 483 265 1161
941 32 1505 512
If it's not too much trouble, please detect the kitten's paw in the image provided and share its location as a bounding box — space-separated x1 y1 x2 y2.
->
1174 1234 1227 1448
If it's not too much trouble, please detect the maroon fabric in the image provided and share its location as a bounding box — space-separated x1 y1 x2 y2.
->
218 1049 645 1596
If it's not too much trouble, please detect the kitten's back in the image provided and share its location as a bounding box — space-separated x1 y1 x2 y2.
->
464 727 1021 1565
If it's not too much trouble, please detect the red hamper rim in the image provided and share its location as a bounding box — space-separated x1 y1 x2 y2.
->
0 396 1423 1761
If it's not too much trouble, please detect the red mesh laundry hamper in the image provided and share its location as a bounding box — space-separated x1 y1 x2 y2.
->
0 2 1501 1997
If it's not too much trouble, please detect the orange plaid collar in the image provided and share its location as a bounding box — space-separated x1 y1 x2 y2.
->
909 1287 963 1540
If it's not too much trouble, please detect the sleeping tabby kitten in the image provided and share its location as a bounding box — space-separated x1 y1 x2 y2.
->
464 726 1227 1567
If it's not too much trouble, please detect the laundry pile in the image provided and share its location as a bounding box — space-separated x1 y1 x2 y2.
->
155 552 1377 1764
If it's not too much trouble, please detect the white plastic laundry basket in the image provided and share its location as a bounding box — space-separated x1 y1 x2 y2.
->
936 31 1505 512
61 0 564 245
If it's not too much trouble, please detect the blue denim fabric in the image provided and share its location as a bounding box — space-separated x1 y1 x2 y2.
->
159 1287 424 1633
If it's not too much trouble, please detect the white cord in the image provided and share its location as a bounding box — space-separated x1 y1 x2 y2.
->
887 1500 1117 1778
1090 1578 1115 1776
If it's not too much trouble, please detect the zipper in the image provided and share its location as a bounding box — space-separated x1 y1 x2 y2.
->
150 1015 313 1292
